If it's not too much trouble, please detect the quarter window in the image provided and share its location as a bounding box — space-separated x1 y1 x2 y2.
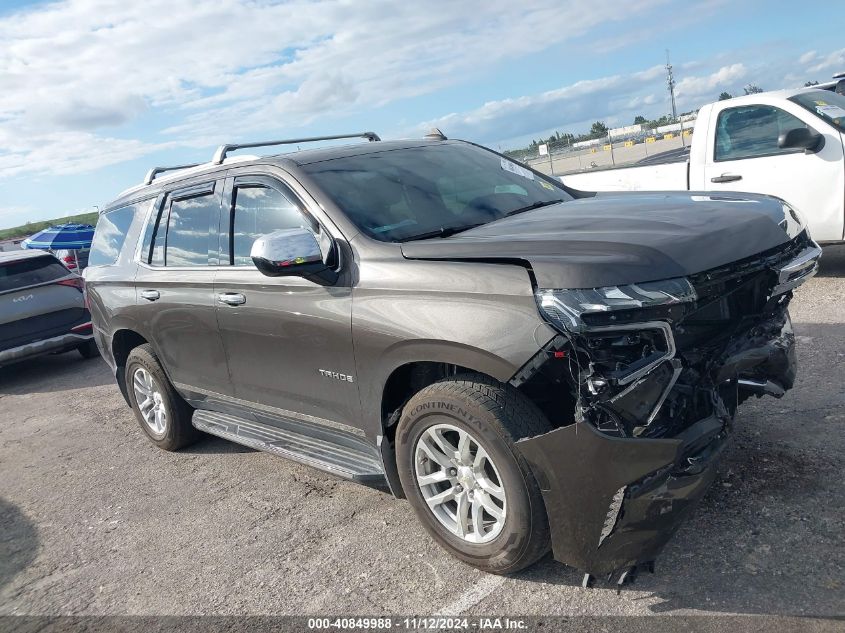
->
89 204 140 267
231 185 311 266
714 105 808 161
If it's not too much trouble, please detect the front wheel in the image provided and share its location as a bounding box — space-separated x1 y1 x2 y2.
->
395 374 553 574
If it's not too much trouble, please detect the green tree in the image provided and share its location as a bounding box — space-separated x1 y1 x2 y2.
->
633 115 647 125
719 91 733 101
590 121 608 138
804 80 819 87
743 84 764 95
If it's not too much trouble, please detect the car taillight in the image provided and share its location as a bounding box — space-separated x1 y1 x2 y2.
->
71 322 93 334
56 277 84 292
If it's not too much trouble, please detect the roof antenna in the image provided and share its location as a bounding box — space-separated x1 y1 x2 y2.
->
425 128 447 141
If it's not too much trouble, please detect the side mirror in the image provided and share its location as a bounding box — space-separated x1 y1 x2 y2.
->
778 127 824 153
250 228 338 284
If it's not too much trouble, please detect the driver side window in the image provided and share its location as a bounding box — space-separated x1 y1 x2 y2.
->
715 105 808 161
231 185 312 266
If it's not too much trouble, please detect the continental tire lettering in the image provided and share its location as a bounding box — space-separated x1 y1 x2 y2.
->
411 400 476 423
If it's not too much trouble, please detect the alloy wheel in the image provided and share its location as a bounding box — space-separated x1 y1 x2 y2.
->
132 367 167 436
414 423 507 543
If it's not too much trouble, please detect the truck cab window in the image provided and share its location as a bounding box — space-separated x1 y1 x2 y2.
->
715 105 807 161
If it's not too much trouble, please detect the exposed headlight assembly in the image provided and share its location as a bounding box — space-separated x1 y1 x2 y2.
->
536 277 697 333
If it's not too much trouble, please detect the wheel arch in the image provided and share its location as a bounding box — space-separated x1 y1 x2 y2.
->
111 329 149 406
375 346 518 499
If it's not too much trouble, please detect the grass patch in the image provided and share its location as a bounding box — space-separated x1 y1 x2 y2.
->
0 211 99 241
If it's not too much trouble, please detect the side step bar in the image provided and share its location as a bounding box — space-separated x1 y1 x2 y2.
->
192 410 387 487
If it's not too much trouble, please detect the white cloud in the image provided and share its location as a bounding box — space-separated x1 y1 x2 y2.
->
0 0 670 179
675 63 747 99
418 66 668 144
1 0 842 186
806 48 845 74
799 51 817 65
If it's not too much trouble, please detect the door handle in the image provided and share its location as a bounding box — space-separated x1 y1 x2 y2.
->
140 289 160 301
711 173 742 183
217 292 246 306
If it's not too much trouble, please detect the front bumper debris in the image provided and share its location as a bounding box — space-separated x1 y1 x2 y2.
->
512 234 817 584
517 413 725 580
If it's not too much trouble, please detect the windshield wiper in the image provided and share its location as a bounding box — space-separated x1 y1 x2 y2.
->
505 199 565 217
399 222 487 242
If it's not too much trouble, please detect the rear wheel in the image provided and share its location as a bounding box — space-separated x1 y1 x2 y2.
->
77 340 99 359
125 344 198 451
395 373 553 574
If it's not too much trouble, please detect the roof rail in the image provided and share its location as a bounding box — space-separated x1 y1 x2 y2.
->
211 132 381 165
143 163 203 185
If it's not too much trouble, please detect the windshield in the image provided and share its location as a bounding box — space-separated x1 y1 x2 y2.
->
303 143 572 242
789 90 845 133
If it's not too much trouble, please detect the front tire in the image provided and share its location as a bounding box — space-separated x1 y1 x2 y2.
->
125 344 198 451
395 373 553 574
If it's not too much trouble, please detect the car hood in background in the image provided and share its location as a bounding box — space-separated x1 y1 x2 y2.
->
400 192 802 288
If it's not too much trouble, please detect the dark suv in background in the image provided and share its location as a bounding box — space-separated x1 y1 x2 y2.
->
85 132 820 586
1 249 97 365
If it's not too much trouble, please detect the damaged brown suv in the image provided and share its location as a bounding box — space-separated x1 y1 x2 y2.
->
84 133 821 587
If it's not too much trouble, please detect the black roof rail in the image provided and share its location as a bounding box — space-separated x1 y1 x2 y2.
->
143 163 203 185
211 132 381 165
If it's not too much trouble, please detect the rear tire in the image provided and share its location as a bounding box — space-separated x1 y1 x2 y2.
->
395 373 553 574
125 344 198 451
77 340 99 359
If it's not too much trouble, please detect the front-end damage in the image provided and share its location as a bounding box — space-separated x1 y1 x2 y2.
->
512 232 821 587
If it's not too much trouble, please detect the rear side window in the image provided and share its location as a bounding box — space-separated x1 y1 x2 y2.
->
147 187 218 267
0 256 68 292
89 205 138 267
714 105 808 161
231 186 310 266
163 195 216 266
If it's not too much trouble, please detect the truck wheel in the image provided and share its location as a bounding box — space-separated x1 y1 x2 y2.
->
77 340 99 359
395 373 552 574
125 344 198 451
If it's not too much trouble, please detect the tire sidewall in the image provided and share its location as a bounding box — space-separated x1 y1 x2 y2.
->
396 391 538 572
125 354 174 445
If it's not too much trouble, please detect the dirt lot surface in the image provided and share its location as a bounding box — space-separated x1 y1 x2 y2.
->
2 248 844 622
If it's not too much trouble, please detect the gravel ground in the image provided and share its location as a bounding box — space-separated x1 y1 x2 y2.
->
1 247 844 620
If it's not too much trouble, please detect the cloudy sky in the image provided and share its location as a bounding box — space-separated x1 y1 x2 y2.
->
0 0 842 228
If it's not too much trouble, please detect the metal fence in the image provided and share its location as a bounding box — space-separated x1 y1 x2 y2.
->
512 121 694 177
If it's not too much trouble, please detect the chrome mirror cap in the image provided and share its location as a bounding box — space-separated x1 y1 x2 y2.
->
250 228 337 284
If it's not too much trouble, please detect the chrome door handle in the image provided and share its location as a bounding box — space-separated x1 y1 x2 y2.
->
217 292 246 306
140 289 160 301
711 173 742 183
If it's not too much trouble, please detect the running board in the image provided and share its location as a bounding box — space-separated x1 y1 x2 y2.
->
192 410 386 487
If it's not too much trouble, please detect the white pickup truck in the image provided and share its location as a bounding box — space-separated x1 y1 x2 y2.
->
562 87 845 244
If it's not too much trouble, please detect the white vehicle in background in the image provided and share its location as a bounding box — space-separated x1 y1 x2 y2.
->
562 86 845 244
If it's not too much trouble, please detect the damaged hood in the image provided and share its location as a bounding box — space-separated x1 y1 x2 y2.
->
400 192 803 288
